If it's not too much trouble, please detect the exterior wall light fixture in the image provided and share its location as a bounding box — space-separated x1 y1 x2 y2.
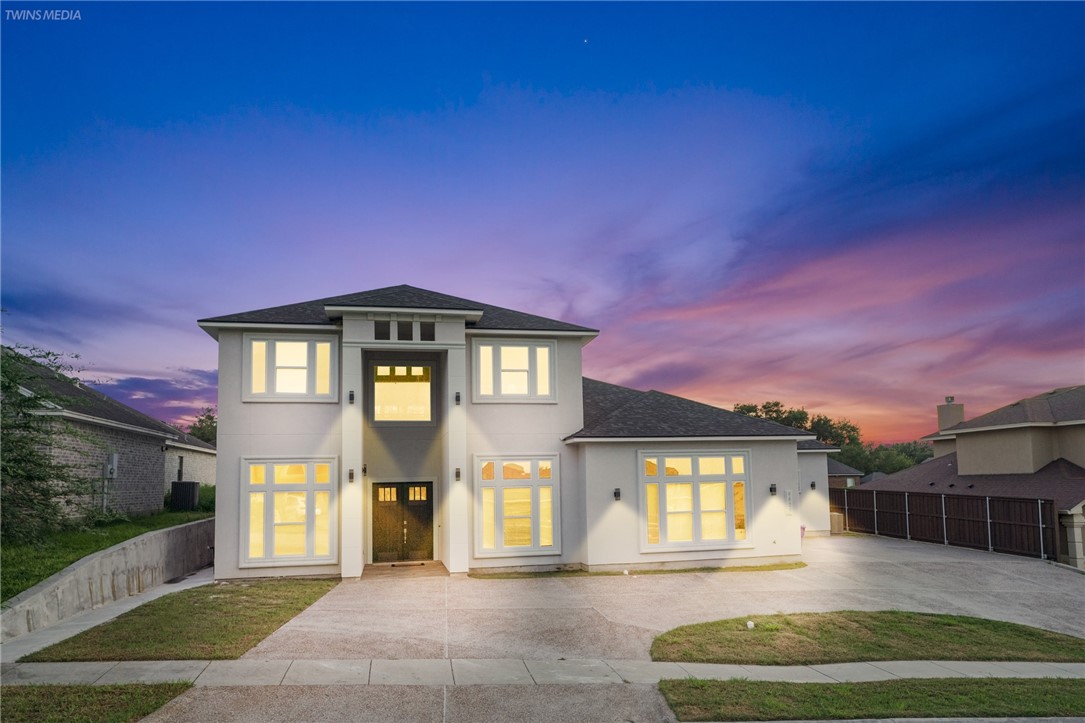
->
769 483 777 496
455 392 461 405
613 487 621 501
455 467 461 481
349 390 355 404
810 480 817 489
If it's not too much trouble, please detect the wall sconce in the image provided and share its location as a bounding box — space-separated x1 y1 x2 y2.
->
455 392 461 405
455 467 461 481
613 487 621 501
810 480 817 490
349 390 355 404
362 464 367 478
348 469 355 483
769 483 777 496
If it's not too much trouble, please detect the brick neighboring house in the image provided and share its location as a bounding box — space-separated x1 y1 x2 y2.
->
4 347 190 516
827 458 863 489
863 386 1085 568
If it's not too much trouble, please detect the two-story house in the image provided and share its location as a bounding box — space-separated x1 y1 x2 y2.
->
198 285 829 579
864 387 1085 568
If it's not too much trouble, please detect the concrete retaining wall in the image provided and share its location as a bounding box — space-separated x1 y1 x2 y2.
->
1 518 214 642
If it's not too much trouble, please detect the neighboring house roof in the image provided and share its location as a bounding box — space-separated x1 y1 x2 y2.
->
199 284 598 335
3 347 178 440
166 429 216 453
861 452 1085 513
827 459 863 476
923 385 1085 441
567 378 814 441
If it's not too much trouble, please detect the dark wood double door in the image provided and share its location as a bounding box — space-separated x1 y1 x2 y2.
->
372 482 434 562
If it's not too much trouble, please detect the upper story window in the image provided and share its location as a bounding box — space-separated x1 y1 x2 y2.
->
474 340 555 402
243 335 338 402
373 364 433 423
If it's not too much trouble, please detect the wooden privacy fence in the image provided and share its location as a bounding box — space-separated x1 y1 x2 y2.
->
829 488 1057 561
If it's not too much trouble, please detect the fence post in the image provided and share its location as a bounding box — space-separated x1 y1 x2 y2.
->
873 490 878 536
985 497 992 552
1037 499 1045 560
941 494 948 545
844 488 850 532
905 492 911 540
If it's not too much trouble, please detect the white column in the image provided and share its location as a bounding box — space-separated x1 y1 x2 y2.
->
340 346 364 578
445 346 470 572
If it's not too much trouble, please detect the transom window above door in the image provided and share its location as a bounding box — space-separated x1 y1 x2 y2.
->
373 364 433 422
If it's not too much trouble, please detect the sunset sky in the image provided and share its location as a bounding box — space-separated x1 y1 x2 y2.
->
2 2 1082 443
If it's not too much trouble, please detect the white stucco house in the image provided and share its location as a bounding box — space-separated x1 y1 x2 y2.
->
198 285 830 579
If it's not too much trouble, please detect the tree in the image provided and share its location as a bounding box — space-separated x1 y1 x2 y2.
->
1 346 96 543
734 398 930 475
186 406 217 445
733 400 809 430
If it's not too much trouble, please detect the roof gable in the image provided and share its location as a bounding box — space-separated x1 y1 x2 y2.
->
570 378 813 440
199 284 597 334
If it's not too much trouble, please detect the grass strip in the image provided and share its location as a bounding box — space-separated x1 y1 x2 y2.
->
0 682 191 723
470 561 806 579
652 610 1085 665
659 678 1085 722
1 510 214 602
22 578 337 661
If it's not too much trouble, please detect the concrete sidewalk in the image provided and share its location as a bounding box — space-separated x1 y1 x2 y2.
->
3 657 1083 687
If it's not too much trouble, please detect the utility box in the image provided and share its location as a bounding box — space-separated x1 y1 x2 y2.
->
830 512 844 535
170 480 199 511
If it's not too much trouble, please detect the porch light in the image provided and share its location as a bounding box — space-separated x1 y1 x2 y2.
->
769 484 777 496
348 469 354 483
455 467 461 481
613 487 621 501
455 392 461 405
810 480 817 489
349 390 355 404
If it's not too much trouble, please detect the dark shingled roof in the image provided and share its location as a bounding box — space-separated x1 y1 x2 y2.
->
799 439 839 452
861 452 1085 512
949 385 1085 432
3 348 179 439
569 378 813 440
199 284 597 334
827 458 863 476
168 429 216 451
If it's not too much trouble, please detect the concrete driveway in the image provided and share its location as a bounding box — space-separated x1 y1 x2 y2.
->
148 535 1084 722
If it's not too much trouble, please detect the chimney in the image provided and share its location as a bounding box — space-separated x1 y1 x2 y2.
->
937 396 964 431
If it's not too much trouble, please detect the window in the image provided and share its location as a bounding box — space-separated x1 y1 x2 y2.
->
476 456 559 556
243 458 337 566
641 452 749 549
373 364 433 422
244 336 337 401
474 341 555 401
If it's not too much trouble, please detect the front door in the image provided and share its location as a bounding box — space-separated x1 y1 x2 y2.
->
372 482 434 562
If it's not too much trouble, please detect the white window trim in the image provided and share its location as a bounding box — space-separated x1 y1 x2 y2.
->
242 334 339 402
240 456 339 568
472 339 557 403
474 454 561 558
638 450 753 553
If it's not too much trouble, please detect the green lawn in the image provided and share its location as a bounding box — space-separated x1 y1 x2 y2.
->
22 578 337 661
0 683 191 723
660 678 1085 721
652 610 1085 665
1 510 214 602
469 561 806 579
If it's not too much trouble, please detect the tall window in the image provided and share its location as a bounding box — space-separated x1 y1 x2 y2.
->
244 336 337 401
474 341 555 401
372 364 433 422
476 456 559 556
641 452 748 549
243 458 337 565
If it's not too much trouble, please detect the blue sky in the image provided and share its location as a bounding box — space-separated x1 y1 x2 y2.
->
2 2 1082 441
